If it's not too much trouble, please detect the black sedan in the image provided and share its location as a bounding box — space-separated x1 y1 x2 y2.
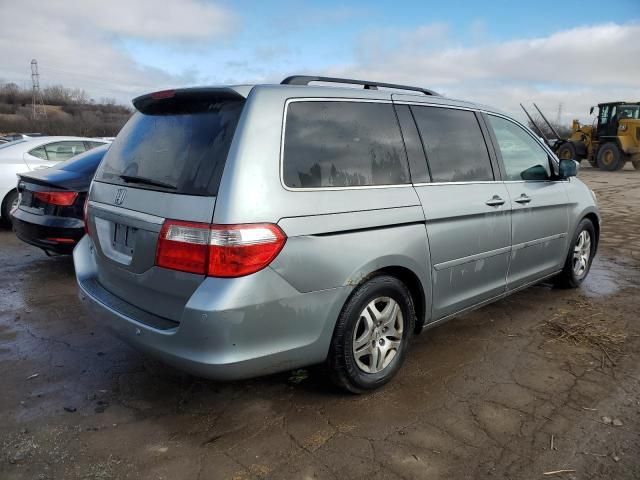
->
11 145 108 254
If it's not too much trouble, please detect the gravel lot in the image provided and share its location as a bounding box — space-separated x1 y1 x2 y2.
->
1 166 639 480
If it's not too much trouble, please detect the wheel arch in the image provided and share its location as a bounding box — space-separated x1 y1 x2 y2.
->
346 263 429 334
583 212 600 252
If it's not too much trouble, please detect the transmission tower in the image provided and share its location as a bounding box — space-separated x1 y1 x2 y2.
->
556 102 563 126
31 59 47 120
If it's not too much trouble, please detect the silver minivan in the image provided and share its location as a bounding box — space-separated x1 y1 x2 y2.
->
74 76 600 392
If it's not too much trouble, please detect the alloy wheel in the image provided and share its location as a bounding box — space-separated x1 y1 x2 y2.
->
352 297 404 373
572 230 591 278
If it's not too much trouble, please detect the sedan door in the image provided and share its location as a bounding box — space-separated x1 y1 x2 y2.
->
403 105 512 320
484 114 569 290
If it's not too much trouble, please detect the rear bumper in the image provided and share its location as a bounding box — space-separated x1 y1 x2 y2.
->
12 208 83 254
73 236 351 380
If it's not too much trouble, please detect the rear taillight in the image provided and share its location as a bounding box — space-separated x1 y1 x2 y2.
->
34 191 78 206
208 224 287 277
155 221 286 277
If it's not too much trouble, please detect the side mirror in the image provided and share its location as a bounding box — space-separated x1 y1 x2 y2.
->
559 159 579 178
589 106 595 115
521 164 550 181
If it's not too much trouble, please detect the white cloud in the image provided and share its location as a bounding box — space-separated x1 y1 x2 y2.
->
328 22 640 124
0 2 637 128
0 0 236 103
67 0 236 41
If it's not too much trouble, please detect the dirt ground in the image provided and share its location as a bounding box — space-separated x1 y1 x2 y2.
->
1 166 639 480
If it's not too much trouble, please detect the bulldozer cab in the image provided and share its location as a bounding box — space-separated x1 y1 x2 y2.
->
595 102 640 138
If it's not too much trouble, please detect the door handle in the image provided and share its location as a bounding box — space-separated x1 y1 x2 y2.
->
514 194 532 204
485 195 505 207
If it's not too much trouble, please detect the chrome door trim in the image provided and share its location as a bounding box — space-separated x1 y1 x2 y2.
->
89 201 165 225
413 180 502 187
511 232 567 252
433 245 511 271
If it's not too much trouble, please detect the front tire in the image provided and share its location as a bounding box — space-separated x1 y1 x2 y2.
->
554 218 596 289
556 142 576 161
327 275 415 393
596 143 623 171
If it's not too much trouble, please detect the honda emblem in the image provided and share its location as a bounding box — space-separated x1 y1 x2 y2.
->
114 188 127 206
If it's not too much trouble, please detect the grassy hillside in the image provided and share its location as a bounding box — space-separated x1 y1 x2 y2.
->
0 83 131 137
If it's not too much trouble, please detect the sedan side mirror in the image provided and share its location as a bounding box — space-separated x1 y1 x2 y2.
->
559 159 579 179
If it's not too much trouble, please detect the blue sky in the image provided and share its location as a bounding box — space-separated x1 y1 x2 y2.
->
123 0 640 83
1 0 639 123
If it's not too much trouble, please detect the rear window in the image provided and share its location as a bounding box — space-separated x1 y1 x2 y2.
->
411 106 494 182
95 94 244 196
283 101 409 188
59 145 109 174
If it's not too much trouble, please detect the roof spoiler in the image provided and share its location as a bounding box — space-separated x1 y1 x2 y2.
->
133 87 244 114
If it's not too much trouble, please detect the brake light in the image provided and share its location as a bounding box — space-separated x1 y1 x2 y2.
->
151 89 175 99
34 191 78 206
155 221 286 277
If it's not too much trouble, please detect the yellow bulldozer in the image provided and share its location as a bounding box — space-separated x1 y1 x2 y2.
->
521 102 640 171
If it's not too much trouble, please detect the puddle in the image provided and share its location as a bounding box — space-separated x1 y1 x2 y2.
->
582 255 639 298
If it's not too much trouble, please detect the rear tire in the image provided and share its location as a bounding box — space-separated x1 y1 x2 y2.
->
596 143 623 171
1 190 18 227
556 142 576 161
553 218 596 289
633 159 640 170
327 275 415 393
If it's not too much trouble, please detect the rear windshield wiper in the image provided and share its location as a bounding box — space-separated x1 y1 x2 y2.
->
119 175 177 190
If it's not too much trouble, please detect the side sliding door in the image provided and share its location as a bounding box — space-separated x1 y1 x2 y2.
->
405 105 512 319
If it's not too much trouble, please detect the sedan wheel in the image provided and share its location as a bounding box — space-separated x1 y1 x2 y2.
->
1 190 19 226
11 193 20 212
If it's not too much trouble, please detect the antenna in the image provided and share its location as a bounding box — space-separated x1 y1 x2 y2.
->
31 59 47 120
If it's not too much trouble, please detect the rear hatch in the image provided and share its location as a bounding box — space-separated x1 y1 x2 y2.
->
87 88 246 323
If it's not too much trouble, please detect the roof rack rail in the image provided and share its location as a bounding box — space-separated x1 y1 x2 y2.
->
281 75 439 96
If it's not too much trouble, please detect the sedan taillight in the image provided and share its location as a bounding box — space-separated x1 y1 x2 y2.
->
155 221 286 277
34 191 78 206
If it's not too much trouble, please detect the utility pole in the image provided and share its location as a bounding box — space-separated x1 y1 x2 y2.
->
31 59 47 120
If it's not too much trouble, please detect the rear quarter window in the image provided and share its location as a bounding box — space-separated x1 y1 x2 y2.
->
282 101 410 188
